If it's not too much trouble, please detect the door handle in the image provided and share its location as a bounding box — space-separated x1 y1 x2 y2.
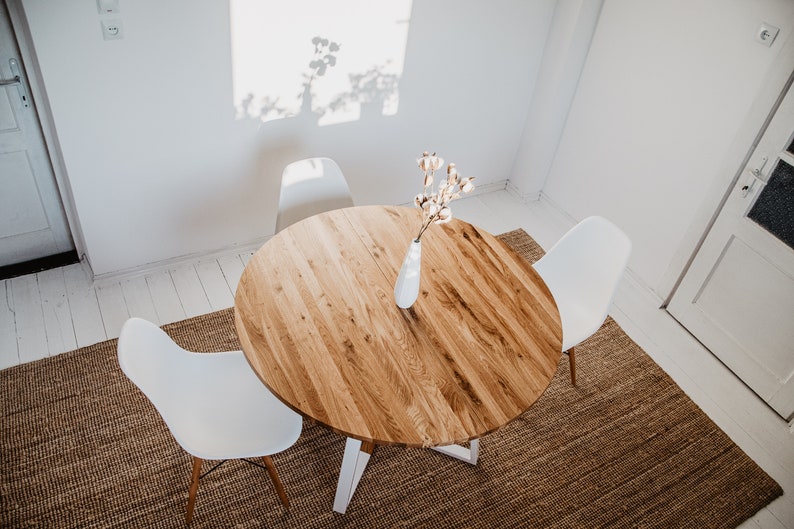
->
2 59 30 108
0 75 20 86
741 175 764 197
741 156 768 197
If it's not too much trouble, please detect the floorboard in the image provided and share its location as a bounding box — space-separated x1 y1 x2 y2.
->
95 282 129 340
37 267 77 356
0 280 19 369
63 263 106 347
169 265 212 318
121 276 160 325
11 274 48 363
146 271 186 325
194 260 234 310
217 254 246 298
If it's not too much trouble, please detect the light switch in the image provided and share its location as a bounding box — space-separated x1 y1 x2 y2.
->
101 19 123 40
97 0 120 14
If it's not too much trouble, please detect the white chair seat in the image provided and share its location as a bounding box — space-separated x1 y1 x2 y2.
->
557 304 601 353
170 351 301 460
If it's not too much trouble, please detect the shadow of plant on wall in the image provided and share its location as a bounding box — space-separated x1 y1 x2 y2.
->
298 36 341 118
237 35 339 122
238 93 287 122
238 36 401 125
328 64 400 120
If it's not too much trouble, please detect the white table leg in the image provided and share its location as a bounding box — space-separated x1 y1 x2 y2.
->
431 438 479 464
333 437 373 514
333 438 478 514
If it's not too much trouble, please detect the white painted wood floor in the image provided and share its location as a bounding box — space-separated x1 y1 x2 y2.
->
1 190 792 528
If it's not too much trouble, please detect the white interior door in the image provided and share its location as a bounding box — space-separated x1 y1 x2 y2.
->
0 4 74 268
668 78 794 422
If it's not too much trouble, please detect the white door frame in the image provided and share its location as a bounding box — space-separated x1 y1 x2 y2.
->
659 32 794 304
4 0 87 266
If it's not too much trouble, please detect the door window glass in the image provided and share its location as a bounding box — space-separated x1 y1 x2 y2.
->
747 160 794 250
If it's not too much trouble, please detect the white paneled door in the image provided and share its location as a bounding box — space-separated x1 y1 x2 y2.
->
669 78 794 421
0 5 73 268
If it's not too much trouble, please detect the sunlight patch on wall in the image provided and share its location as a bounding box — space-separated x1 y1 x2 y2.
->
230 0 412 126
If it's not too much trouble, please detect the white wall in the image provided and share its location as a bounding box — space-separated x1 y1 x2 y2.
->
525 0 794 296
510 0 604 199
18 0 555 275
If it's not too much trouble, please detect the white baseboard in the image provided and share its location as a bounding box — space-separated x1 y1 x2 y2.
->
91 235 272 286
505 180 540 202
470 179 509 196
536 192 578 226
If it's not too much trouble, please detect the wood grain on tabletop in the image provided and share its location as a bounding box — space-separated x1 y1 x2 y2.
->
234 205 562 448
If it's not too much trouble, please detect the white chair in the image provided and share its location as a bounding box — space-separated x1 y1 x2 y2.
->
276 157 354 233
532 216 632 386
117 318 302 523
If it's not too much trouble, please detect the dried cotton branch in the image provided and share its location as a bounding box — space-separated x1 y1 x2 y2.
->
413 151 475 241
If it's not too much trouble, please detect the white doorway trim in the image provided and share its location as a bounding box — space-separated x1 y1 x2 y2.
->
658 32 794 304
5 0 88 270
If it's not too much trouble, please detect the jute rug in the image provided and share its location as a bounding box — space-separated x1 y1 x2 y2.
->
0 230 782 528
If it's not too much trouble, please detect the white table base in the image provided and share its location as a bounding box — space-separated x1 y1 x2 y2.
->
333 437 480 514
431 439 480 464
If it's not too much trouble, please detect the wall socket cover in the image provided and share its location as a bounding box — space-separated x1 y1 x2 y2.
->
756 22 779 47
101 19 123 40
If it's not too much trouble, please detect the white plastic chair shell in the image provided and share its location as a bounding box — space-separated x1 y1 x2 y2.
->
117 317 302 461
275 157 354 233
532 216 631 383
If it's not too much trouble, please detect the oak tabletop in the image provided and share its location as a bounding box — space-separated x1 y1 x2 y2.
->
234 205 562 448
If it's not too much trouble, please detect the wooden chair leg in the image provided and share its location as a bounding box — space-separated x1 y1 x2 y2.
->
186 456 203 523
262 455 290 509
567 347 577 387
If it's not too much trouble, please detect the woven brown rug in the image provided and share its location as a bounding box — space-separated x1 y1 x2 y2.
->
0 229 782 528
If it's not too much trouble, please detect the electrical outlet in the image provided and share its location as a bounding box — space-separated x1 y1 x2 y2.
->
755 22 779 47
101 19 123 41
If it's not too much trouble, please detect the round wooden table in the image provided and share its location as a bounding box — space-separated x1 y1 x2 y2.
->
234 205 562 512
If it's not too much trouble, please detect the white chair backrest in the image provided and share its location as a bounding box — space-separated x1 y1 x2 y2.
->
117 318 201 437
275 157 354 233
532 216 631 351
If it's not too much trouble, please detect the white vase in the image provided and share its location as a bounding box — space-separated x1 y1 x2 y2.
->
394 239 421 309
